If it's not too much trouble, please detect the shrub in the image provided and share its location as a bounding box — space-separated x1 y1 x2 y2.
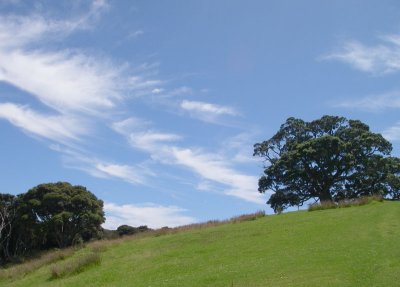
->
116 225 150 237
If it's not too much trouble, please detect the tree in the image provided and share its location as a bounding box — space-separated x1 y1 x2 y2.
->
17 182 105 248
253 115 400 213
0 193 17 263
117 225 137 236
116 224 149 236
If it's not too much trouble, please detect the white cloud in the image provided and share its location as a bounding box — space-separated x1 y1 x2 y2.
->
151 88 164 94
335 91 400 112
127 30 144 39
128 76 162 91
0 49 122 114
103 202 196 229
0 0 108 50
171 147 265 204
170 86 192 96
112 117 151 135
0 10 160 116
0 103 86 142
222 132 259 164
114 120 264 204
116 123 264 204
53 147 155 185
129 131 182 150
95 163 151 185
0 15 76 49
322 34 400 75
181 100 237 116
383 123 400 142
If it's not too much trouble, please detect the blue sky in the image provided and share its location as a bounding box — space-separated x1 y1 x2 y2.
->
1 0 400 229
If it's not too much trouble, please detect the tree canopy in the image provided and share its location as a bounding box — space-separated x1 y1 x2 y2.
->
18 182 105 248
1 182 105 264
254 115 400 213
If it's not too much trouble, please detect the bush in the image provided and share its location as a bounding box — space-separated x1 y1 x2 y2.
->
116 225 150 237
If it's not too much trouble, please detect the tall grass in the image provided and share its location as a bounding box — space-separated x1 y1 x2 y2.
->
49 252 101 279
0 248 75 280
230 210 265 223
308 195 384 212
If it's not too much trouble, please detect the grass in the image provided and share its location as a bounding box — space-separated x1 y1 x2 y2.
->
1 201 399 286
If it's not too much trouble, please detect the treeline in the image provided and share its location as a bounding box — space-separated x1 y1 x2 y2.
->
0 182 148 265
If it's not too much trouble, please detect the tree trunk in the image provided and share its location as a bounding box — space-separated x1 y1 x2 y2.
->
319 187 333 203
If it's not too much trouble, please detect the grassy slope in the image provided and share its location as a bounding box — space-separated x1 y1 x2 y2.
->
2 201 400 287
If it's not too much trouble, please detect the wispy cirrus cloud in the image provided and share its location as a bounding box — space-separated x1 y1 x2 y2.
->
170 147 264 204
129 132 182 150
113 120 265 204
0 0 108 49
0 103 87 142
103 202 196 229
0 5 161 185
322 34 400 75
181 100 237 116
383 123 400 142
0 2 159 117
334 91 400 112
0 50 123 114
54 147 153 185
95 163 153 185
180 100 239 124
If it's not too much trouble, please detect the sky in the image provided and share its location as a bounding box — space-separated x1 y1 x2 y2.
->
1 0 400 229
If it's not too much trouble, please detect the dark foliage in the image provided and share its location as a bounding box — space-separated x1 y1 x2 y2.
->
254 115 400 212
0 182 105 264
117 225 149 236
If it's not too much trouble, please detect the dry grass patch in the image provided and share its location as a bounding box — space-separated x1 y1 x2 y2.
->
49 252 101 279
230 210 265 223
0 248 75 280
308 196 384 212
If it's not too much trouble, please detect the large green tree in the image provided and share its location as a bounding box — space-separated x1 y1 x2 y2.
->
18 182 105 248
254 115 400 213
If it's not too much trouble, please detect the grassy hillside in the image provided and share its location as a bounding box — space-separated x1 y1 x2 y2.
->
2 201 399 287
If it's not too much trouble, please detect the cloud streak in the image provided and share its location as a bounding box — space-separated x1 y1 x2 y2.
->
181 100 237 116
0 49 122 114
383 123 400 142
95 163 152 185
334 91 400 112
0 103 86 142
170 147 264 204
322 35 400 75
113 121 265 204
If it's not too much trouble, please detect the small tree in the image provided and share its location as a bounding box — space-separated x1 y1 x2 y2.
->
117 225 149 236
0 193 17 263
117 225 137 236
254 115 400 212
18 182 105 248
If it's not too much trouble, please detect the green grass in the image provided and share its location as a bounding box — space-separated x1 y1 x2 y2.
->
1 201 399 286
